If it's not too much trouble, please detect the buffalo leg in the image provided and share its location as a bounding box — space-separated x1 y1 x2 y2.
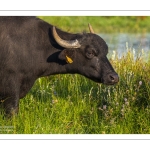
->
0 95 20 117
4 96 19 116
0 74 21 117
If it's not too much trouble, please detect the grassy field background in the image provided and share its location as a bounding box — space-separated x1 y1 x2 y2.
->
39 16 150 33
0 16 150 134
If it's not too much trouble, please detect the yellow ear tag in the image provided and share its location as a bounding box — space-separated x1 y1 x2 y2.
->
66 55 73 64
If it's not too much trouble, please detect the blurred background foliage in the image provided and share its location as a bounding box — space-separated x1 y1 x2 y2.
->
39 16 150 33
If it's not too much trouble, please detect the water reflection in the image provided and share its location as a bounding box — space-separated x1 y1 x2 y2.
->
100 33 150 59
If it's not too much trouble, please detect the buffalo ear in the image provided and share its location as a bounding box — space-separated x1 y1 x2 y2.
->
58 49 74 64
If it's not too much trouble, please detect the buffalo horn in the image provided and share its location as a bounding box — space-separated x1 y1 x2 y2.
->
88 23 95 33
52 26 81 48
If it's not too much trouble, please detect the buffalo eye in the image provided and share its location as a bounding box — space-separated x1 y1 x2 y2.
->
86 50 95 59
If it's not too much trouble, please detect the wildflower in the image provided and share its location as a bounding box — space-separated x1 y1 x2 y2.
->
124 98 127 102
139 81 142 86
121 108 124 116
52 99 58 104
125 101 129 106
116 102 119 106
103 105 107 110
121 108 124 112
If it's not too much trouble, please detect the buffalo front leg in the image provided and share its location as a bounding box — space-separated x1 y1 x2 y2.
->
0 75 21 117
0 95 20 117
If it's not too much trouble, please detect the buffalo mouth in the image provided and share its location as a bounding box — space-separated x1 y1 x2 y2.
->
101 73 119 85
90 73 119 85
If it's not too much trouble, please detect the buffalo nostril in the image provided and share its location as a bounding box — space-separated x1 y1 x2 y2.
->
109 74 119 83
110 75 115 81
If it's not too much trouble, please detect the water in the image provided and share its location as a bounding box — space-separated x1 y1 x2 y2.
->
100 33 150 59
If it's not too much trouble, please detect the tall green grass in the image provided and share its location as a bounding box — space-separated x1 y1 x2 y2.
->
0 46 150 134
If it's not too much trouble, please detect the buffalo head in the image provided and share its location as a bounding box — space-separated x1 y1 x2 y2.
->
52 24 119 85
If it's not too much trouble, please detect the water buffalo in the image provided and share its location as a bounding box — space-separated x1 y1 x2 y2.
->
0 16 119 116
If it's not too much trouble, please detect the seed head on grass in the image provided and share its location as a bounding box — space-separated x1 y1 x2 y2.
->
112 50 116 60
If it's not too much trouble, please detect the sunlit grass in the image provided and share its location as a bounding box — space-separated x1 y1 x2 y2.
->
0 45 150 134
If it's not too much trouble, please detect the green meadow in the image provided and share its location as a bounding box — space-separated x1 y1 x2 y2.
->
0 16 150 134
39 16 150 33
